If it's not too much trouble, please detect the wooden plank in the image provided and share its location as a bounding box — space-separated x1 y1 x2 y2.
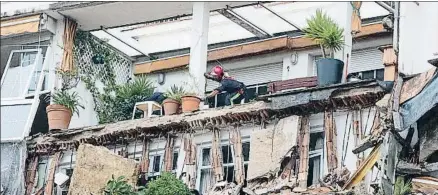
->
268 76 318 93
384 64 396 81
44 152 62 195
183 134 197 189
163 136 175 172
324 111 338 172
140 138 150 173
297 115 310 189
211 129 224 182
400 67 437 104
0 14 41 36
343 144 381 190
231 127 245 185
25 156 39 195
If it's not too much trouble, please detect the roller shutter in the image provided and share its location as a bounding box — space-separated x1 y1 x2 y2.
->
349 48 384 73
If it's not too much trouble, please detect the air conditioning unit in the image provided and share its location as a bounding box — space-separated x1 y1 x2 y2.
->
54 172 70 188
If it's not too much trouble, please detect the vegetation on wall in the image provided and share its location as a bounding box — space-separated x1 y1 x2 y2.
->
73 30 155 124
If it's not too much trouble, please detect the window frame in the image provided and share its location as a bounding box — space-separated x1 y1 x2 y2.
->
308 124 325 187
1 48 43 101
196 137 250 194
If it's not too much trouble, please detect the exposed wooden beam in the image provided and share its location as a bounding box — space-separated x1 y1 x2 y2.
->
343 144 381 190
218 8 269 38
297 115 310 189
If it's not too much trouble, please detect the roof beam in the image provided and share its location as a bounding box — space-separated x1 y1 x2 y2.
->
101 26 151 58
218 6 271 38
258 2 302 31
374 1 395 13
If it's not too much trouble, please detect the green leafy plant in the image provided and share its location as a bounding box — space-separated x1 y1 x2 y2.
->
52 90 84 116
116 76 154 100
98 76 155 123
143 172 191 195
104 175 144 195
164 85 186 103
394 176 412 195
304 9 344 58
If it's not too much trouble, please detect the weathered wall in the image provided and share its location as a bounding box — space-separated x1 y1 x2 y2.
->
68 144 138 195
247 115 300 180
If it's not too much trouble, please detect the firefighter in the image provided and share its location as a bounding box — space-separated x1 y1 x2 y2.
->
203 65 246 106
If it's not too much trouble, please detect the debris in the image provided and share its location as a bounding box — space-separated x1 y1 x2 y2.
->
247 116 300 181
343 144 381 190
320 166 351 190
412 176 438 195
68 144 138 195
205 182 242 195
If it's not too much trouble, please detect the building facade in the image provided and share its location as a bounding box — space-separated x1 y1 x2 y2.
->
1 1 438 195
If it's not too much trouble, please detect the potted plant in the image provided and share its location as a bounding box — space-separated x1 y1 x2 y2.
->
181 92 201 113
47 90 84 130
180 73 203 113
304 9 345 86
163 85 185 115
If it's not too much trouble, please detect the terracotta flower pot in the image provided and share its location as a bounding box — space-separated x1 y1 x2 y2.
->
162 98 180 115
46 104 73 130
181 95 201 113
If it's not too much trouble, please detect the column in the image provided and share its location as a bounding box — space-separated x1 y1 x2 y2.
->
188 2 210 96
333 2 353 83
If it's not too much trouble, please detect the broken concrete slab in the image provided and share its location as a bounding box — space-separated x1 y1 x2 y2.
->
68 144 138 195
247 116 300 181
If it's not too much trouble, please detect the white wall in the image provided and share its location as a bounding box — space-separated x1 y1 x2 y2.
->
68 81 99 129
147 69 189 93
398 2 438 75
0 2 54 17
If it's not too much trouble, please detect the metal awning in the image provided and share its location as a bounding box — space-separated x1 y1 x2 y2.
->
50 1 258 31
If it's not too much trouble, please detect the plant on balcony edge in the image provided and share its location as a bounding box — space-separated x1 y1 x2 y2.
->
47 90 84 130
180 73 203 113
304 9 345 86
163 85 186 115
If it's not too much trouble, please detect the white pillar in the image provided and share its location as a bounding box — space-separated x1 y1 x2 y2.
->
188 2 210 96
333 2 353 83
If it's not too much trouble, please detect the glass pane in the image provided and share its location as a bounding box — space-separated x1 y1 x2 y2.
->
223 165 234 182
362 70 375 79
222 145 233 164
152 156 161 173
309 132 324 151
199 169 213 194
307 156 321 187
1 104 32 139
257 86 268 96
1 51 39 99
243 142 250 162
202 148 211 166
172 152 178 170
376 69 384 81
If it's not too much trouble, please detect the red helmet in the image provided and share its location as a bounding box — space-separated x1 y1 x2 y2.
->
211 65 224 78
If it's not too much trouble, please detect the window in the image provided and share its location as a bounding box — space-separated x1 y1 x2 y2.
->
348 68 384 81
206 84 268 108
1 49 44 100
197 142 250 194
147 151 179 182
307 127 324 187
1 103 33 140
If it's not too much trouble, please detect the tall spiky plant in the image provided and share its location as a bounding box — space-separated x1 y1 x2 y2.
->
394 176 412 195
304 9 344 58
